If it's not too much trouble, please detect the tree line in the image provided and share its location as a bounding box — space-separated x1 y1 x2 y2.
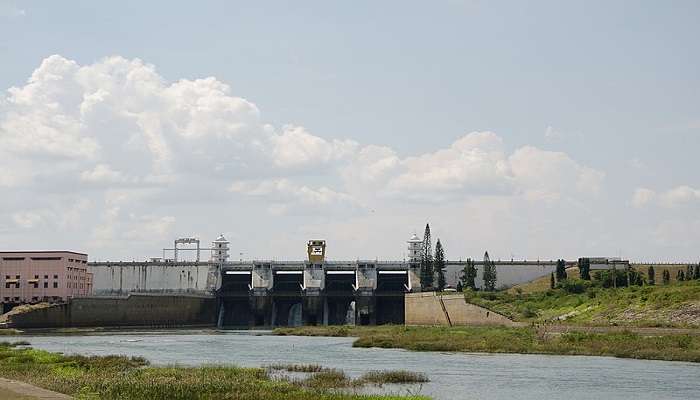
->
418 223 497 292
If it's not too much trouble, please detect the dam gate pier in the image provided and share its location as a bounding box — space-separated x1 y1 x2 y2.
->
216 261 420 328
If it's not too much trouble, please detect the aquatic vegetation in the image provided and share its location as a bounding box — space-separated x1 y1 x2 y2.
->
358 371 429 384
0 344 428 400
276 325 700 363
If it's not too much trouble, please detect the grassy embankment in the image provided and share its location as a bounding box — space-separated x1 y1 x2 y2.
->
470 277 700 328
275 324 700 363
0 342 427 400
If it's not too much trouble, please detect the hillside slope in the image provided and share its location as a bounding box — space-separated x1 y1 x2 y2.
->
469 280 700 328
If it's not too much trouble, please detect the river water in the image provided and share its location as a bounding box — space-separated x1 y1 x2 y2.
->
15 329 700 400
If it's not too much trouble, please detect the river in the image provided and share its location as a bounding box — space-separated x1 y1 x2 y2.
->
14 329 700 400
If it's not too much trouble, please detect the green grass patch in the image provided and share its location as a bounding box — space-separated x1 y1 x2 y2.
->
0 346 428 400
464 280 700 328
275 325 700 363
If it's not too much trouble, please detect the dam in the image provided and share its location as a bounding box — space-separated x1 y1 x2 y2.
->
84 235 578 327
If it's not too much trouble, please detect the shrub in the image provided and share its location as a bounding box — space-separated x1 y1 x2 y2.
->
557 279 591 294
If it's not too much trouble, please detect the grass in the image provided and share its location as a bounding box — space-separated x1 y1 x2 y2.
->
268 363 329 373
467 280 700 328
0 342 428 400
268 364 429 389
275 325 700 363
358 371 429 384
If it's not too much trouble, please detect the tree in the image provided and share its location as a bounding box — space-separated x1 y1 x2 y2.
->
460 259 477 290
695 263 700 280
482 251 497 291
555 259 567 282
647 266 655 285
677 270 685 282
578 258 591 280
456 281 463 292
550 272 555 289
687 265 694 281
434 239 446 291
419 224 434 290
662 269 671 285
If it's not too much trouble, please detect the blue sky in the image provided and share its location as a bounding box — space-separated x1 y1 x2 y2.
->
1 1 699 262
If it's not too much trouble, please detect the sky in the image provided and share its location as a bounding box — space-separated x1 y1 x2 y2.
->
0 1 699 262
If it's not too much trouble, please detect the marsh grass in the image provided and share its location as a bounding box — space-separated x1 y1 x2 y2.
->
269 364 430 390
276 325 700 363
268 363 329 373
358 371 429 384
0 345 428 400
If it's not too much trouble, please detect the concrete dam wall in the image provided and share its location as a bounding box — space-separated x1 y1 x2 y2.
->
7 294 217 329
405 292 516 327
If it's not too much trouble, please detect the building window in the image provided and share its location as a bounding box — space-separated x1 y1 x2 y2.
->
15 275 19 279
44 275 48 279
4 283 8 289
34 275 39 279
4 275 8 279
53 282 58 288
44 282 48 288
3 297 8 302
53 275 58 279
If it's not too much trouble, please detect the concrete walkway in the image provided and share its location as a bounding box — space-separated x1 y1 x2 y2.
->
0 378 72 399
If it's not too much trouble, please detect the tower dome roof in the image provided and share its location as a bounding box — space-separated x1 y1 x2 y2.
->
408 233 422 243
213 234 229 243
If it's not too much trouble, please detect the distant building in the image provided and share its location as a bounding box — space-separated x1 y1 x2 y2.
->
211 234 230 263
579 257 630 270
407 234 423 265
0 251 92 307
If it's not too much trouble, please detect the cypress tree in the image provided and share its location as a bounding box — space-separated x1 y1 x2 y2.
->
677 270 685 282
556 259 567 282
434 239 446 292
578 258 591 280
482 251 497 291
662 269 670 285
647 266 655 285
695 263 700 280
550 272 555 289
460 258 477 290
420 224 434 290
687 265 694 281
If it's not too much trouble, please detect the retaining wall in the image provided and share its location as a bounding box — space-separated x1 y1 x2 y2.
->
405 292 516 327
7 294 217 329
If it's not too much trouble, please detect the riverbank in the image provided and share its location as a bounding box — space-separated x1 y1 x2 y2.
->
274 325 700 363
0 341 427 400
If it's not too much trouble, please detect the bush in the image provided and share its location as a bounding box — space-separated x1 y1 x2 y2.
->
593 269 645 288
557 279 591 294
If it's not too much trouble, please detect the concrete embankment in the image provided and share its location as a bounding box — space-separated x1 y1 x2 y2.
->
405 292 518 327
5 294 217 329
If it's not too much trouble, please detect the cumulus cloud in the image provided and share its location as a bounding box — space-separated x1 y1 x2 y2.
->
632 186 700 208
0 54 609 258
230 179 359 215
632 188 656 208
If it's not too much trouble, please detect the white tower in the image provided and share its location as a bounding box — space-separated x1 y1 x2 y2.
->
407 233 423 264
211 234 230 263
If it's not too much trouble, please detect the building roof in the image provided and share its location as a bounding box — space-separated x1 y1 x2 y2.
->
407 233 422 243
213 234 229 243
0 251 87 256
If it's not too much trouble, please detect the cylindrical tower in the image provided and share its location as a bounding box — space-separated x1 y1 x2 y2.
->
407 233 423 264
211 234 230 263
